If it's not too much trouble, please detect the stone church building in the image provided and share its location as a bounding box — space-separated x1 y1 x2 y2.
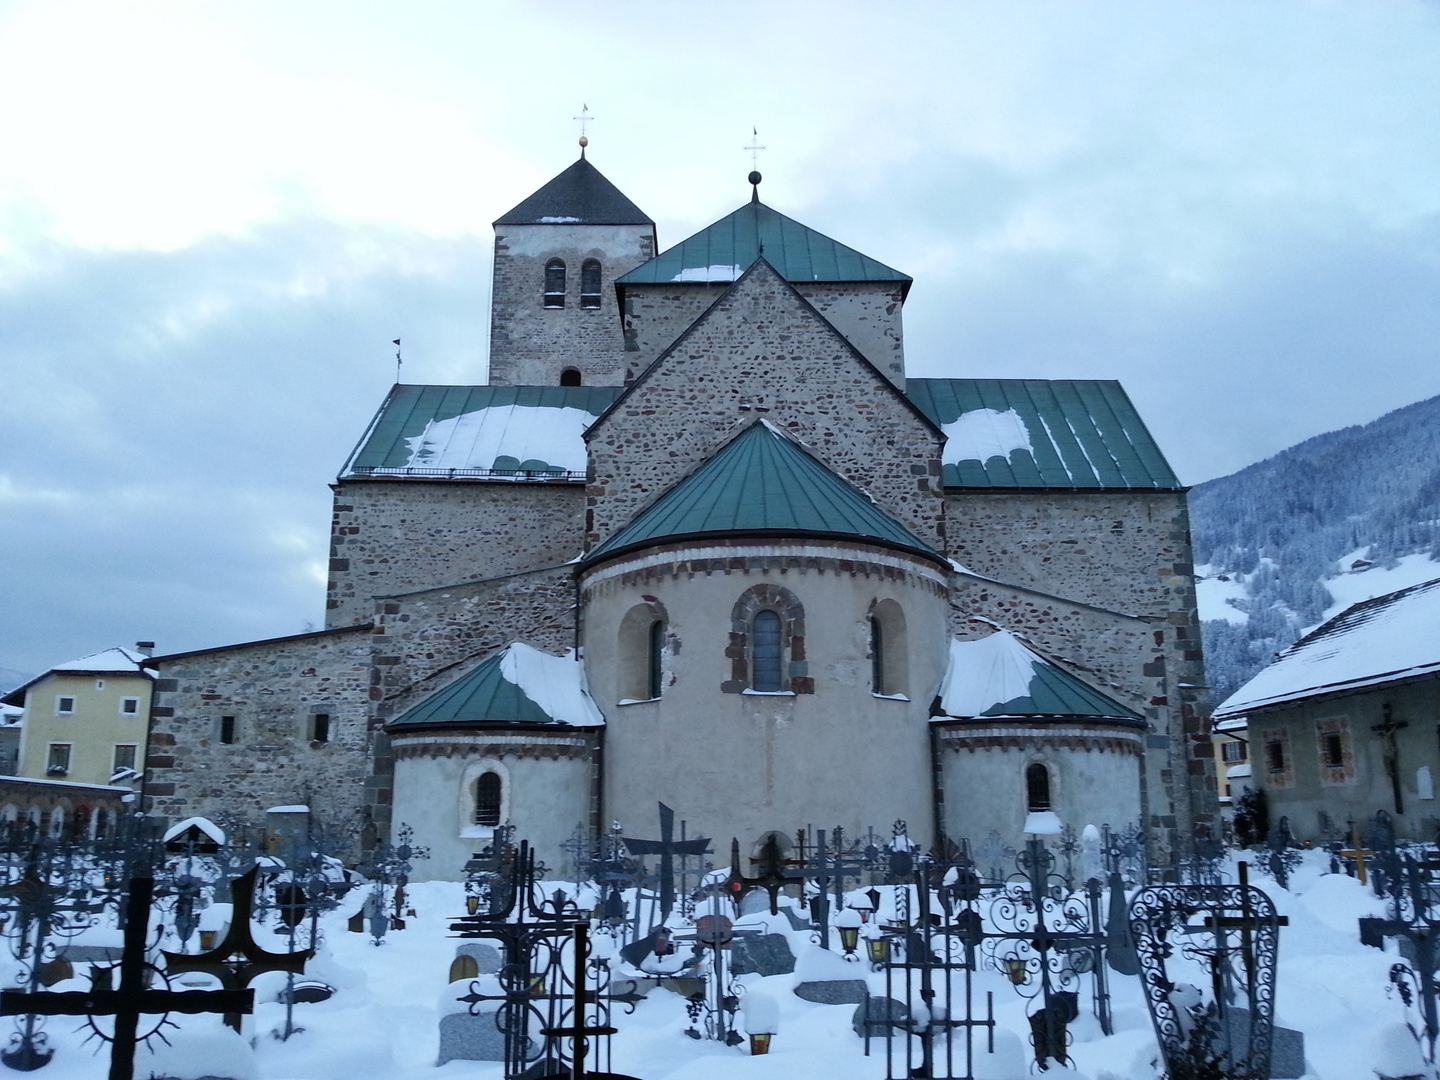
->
142 150 1215 879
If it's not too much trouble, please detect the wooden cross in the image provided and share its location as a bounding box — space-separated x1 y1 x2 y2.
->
1340 829 1377 885
162 865 312 1032
1 876 252 1080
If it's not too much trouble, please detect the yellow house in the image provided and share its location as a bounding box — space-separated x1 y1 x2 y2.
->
1212 713 1251 809
1 645 155 787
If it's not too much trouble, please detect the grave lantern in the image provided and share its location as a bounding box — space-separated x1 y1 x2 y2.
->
838 924 860 954
749 1032 772 1055
1003 956 1028 984
654 928 673 956
861 887 881 923
465 894 479 916
867 937 889 965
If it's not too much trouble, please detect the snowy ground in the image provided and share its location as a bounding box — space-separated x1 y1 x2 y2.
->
2 849 1432 1080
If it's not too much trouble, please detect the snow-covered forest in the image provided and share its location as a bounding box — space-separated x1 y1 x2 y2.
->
1191 393 1440 705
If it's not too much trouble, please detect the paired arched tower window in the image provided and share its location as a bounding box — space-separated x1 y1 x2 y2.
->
542 258 602 310
544 259 566 308
725 585 811 694
580 259 602 309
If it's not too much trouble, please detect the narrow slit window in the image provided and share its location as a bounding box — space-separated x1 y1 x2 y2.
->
219 716 236 745
870 616 884 694
543 259 566 308
752 610 783 692
474 772 502 827
1025 763 1051 811
580 259 602 308
312 713 330 744
648 620 664 701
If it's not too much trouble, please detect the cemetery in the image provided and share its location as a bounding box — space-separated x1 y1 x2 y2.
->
0 806 1433 1080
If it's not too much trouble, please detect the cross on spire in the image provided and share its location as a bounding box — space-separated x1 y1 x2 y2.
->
574 104 594 155
745 126 765 169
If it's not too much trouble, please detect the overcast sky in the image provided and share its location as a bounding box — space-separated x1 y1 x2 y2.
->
2 0 1438 680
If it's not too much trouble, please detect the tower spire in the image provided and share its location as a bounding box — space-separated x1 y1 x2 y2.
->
745 126 766 203
574 103 593 157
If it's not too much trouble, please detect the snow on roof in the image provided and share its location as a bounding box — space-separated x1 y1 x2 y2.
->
934 630 1142 721
162 816 227 846
1215 576 1440 718
51 646 152 674
405 404 594 475
500 643 605 728
941 408 1034 468
671 264 742 283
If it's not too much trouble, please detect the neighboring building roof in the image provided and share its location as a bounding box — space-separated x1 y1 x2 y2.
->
388 643 603 730
341 384 623 480
905 379 1182 490
585 420 940 565
143 624 373 667
614 199 911 296
494 156 654 226
1214 576 1440 718
1 646 153 707
932 630 1144 722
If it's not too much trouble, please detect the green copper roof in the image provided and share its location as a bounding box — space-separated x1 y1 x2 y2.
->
905 379 1182 490
388 643 604 730
934 631 1144 723
586 420 938 564
614 200 911 296
341 384 622 479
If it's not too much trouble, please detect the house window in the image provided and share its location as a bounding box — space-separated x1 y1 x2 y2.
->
47 743 71 776
752 610 783 692
1266 739 1285 773
112 744 137 773
474 772 502 827
543 259 566 308
1026 763 1052 811
310 713 330 744
120 697 140 716
1321 732 1344 769
580 259 602 308
560 367 583 387
1221 740 1247 763
56 696 75 715
95 680 105 690
219 716 236 745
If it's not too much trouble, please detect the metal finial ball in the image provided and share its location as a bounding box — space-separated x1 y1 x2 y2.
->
579 135 589 148
748 170 762 186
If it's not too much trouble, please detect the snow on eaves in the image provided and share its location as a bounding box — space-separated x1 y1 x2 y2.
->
404 405 594 474
941 409 1033 468
500 643 605 728
934 631 1044 718
1215 576 1440 718
670 264 742 283
51 647 153 675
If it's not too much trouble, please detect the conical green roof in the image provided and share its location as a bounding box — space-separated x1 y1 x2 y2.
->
586 421 938 564
933 632 1143 723
388 643 603 730
614 200 910 295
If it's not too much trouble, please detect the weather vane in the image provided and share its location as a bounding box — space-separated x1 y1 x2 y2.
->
393 338 402 383
575 104 593 154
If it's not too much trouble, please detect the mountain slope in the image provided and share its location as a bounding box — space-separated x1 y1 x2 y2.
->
1191 393 1440 705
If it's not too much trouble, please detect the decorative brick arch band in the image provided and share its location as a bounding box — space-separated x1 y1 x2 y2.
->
722 584 811 694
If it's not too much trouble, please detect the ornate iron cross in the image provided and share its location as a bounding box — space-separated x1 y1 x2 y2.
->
621 803 710 918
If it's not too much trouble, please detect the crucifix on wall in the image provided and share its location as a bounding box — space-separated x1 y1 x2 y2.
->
1373 703 1409 816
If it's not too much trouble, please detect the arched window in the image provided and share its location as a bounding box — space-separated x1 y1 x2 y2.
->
560 367 583 387
870 616 884 693
752 610 783 692
648 619 665 701
474 772 502 827
48 806 65 839
869 599 909 697
1026 763 1052 812
618 601 667 701
94 808 109 840
580 259 602 309
543 259 566 308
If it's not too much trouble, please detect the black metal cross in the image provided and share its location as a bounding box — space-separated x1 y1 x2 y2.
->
1 876 253 1080
621 803 710 919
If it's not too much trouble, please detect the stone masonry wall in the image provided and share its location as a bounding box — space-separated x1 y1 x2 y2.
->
622 279 907 386
326 479 586 627
586 262 944 553
488 223 655 387
363 565 579 838
944 488 1214 861
144 627 374 856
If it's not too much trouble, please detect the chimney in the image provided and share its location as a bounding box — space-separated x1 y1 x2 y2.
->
135 641 155 658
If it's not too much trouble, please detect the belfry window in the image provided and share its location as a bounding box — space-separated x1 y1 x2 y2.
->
544 259 566 308
1025 763 1052 811
474 772 502 827
752 610 783 692
580 259 602 309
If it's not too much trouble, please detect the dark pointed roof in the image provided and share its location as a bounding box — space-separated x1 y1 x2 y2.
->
494 157 653 226
614 200 910 297
585 420 939 565
388 643 603 730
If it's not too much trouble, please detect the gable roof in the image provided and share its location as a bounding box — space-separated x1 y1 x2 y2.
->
341 384 623 480
1215 576 1440 718
585 420 940 565
933 630 1144 723
905 379 1182 490
494 156 653 226
2 647 152 707
388 643 603 730
614 199 911 297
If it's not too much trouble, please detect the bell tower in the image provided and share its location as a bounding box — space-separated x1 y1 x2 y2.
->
487 146 656 387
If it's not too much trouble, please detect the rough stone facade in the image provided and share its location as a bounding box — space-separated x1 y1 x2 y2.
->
326 479 585 627
488 223 654 387
585 262 944 553
144 626 374 851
